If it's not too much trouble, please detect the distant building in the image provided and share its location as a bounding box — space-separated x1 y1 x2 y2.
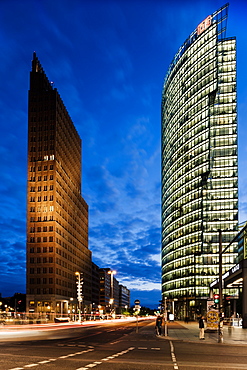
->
91 262 100 307
26 53 92 315
119 285 130 310
161 4 238 318
99 268 120 313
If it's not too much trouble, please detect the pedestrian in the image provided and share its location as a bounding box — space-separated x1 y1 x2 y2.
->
199 316 205 340
156 315 163 336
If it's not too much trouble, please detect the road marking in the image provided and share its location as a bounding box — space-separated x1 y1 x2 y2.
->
169 340 179 370
151 347 161 350
8 347 95 370
76 347 135 370
138 347 147 349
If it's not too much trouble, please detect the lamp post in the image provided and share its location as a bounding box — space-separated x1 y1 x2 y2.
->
108 270 116 315
75 272 83 322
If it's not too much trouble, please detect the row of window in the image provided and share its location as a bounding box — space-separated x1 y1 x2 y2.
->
30 206 54 212
30 246 53 253
30 226 53 232
30 237 54 243
28 288 72 296
30 145 54 152
30 196 54 202
30 175 54 181
30 185 54 192
29 155 55 162
29 288 54 294
30 124 55 132
30 165 54 171
30 135 55 142
30 257 53 263
30 216 53 222
30 267 53 273
30 278 53 284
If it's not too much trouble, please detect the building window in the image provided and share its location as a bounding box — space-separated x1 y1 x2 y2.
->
49 236 53 242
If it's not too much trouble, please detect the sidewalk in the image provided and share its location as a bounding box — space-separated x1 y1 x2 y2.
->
162 321 247 345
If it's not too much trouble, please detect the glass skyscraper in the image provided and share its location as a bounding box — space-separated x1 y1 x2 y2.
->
161 4 238 318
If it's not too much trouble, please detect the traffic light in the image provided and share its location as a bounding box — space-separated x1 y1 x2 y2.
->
214 293 220 304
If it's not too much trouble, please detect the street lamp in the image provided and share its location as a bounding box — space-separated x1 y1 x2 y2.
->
75 272 83 322
108 270 116 315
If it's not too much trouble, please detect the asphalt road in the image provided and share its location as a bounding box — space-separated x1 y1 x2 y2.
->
1 319 247 370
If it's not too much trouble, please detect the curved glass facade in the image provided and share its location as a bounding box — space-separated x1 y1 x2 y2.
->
161 4 238 311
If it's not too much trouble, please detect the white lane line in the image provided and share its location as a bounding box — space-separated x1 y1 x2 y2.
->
169 340 179 370
76 347 135 370
9 347 95 370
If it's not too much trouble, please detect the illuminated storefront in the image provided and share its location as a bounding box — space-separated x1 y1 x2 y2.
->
161 4 238 317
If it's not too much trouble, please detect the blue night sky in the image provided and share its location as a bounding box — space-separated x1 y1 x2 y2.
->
0 0 247 308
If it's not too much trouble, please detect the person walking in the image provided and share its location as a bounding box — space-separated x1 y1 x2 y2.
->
156 315 163 336
199 316 205 340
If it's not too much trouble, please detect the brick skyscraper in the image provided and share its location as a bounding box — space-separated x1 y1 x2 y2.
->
26 53 92 315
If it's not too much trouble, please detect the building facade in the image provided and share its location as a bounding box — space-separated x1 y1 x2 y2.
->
26 53 92 315
119 285 130 310
161 4 238 318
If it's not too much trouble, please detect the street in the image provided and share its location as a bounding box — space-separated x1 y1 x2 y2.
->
0 319 247 369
